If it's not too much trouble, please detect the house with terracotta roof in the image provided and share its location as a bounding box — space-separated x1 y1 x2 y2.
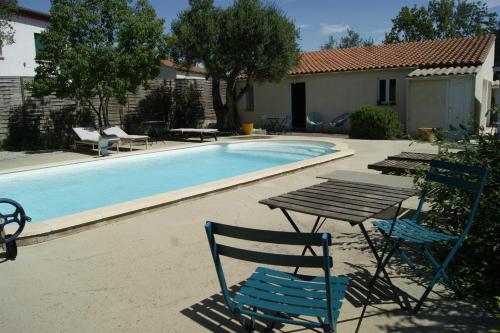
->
237 35 495 137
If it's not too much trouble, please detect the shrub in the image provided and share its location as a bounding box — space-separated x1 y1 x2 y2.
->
134 84 174 128
412 129 499 303
172 85 205 129
5 104 43 150
349 105 402 139
5 103 95 151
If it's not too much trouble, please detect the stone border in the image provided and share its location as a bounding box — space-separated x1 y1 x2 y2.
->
4 136 354 245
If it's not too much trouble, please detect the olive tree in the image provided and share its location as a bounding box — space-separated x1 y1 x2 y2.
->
171 0 300 130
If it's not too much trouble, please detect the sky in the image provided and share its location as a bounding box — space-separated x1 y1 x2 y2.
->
17 0 500 51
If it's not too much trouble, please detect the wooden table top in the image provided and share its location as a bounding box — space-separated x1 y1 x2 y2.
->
259 179 417 224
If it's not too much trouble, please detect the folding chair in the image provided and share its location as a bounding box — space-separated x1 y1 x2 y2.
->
205 222 349 332
369 160 488 314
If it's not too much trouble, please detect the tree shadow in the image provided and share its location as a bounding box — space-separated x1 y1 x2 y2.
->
373 299 498 332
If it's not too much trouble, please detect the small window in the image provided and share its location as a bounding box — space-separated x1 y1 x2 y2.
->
0 41 3 58
34 33 45 57
377 78 396 105
245 85 254 111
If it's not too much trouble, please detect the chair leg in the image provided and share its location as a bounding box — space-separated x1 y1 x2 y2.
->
422 247 462 297
356 240 400 332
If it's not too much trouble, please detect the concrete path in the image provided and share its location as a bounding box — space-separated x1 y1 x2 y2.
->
0 138 496 332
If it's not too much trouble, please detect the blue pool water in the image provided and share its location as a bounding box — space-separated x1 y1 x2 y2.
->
0 140 336 222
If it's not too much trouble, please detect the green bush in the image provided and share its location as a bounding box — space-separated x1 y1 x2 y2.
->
4 103 95 151
349 105 402 139
132 83 205 132
172 85 205 129
413 129 499 303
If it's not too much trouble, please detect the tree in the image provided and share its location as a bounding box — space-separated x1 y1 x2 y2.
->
29 0 167 127
0 0 16 46
385 0 497 44
171 0 300 130
321 28 373 50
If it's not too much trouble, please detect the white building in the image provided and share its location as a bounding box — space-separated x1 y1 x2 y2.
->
158 59 206 80
0 7 50 77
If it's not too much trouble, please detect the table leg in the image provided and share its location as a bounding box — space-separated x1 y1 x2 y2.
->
356 202 406 333
281 209 318 257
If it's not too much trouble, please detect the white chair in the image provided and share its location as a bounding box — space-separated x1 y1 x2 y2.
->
73 127 120 156
103 126 149 151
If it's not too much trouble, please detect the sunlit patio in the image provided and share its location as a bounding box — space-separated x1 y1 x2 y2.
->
0 137 496 332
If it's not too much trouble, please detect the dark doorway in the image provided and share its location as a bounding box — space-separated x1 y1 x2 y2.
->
291 82 306 130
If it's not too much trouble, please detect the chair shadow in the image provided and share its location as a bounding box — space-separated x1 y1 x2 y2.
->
0 252 9 264
180 282 285 333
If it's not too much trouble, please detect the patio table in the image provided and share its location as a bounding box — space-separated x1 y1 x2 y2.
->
259 177 417 308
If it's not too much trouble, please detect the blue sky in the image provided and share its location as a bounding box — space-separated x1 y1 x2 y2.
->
18 0 500 51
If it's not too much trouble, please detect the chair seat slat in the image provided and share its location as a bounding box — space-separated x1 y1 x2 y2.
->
239 286 329 309
235 294 328 318
249 271 348 293
373 219 458 244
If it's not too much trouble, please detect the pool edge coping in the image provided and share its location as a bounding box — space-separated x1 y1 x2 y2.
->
7 136 354 245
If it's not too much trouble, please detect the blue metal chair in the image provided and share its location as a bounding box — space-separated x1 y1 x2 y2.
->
205 222 349 332
306 112 324 131
369 160 488 314
329 113 349 132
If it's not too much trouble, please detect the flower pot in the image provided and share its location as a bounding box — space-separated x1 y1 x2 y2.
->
242 122 254 135
418 128 436 143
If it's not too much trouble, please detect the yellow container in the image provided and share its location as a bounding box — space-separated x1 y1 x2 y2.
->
418 128 436 143
242 122 254 135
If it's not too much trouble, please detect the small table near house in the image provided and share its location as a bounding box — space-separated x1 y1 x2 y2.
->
141 120 165 143
259 172 417 306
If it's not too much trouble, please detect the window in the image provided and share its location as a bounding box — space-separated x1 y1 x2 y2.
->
377 78 396 105
245 85 254 111
0 41 3 59
34 33 45 57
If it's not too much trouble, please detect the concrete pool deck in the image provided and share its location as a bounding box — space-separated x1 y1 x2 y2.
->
0 137 497 332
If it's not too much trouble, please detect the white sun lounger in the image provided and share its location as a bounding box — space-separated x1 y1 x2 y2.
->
169 128 218 142
73 127 120 156
103 126 149 151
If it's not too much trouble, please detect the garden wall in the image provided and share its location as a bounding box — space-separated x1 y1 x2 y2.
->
0 76 223 142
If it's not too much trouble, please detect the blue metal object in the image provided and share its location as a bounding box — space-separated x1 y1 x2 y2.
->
368 160 488 314
306 112 324 129
0 198 31 260
205 221 349 332
329 113 349 128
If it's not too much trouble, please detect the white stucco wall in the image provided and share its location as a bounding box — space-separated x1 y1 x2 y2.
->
157 65 205 80
474 41 495 127
0 15 49 77
237 68 413 131
406 77 449 137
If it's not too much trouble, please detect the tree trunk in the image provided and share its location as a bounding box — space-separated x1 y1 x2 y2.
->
212 78 240 131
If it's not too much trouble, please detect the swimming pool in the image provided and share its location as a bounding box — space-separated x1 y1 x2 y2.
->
1 140 338 223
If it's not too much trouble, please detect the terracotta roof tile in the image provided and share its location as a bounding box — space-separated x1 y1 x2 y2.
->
289 35 495 75
161 59 206 75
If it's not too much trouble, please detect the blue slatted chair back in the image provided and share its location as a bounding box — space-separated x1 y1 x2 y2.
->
413 160 488 241
329 112 349 128
205 222 335 328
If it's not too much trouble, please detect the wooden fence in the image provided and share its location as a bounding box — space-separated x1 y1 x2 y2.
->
0 76 224 141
